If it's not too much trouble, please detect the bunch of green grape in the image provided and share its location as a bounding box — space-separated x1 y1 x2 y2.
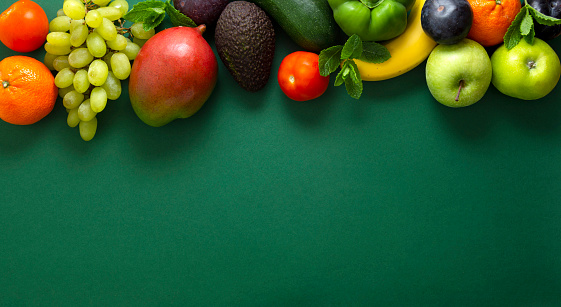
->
43 0 155 141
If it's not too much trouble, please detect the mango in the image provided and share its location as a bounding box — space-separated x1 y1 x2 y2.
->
128 25 218 127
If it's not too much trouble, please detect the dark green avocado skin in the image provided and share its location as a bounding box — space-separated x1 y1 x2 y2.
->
214 1 276 92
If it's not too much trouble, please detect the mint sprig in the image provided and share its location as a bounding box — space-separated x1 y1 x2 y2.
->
123 0 196 32
504 1 561 50
318 34 390 99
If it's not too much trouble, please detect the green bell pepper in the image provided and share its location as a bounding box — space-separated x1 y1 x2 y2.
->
327 0 416 42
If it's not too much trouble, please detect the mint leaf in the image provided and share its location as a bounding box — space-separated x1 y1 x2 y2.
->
334 68 345 87
529 6 561 26
342 61 362 99
360 41 390 64
124 0 196 31
334 61 362 99
143 9 166 30
341 34 363 60
318 45 343 76
504 6 526 50
319 35 372 99
520 9 533 36
124 0 166 23
165 2 197 27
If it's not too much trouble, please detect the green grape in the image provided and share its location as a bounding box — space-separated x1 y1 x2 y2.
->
101 51 115 69
44 52 58 71
46 32 71 48
97 7 122 21
90 87 108 113
132 37 148 47
88 59 109 86
86 32 107 58
79 117 97 141
92 0 111 6
102 72 122 100
63 90 85 109
54 0 137 141
73 69 91 93
63 0 86 20
53 56 70 71
110 52 131 80
70 23 88 47
106 34 127 51
122 41 140 60
58 85 75 98
67 108 80 128
44 42 71 55
85 9 103 28
130 23 155 40
109 0 130 16
55 68 75 88
97 18 118 41
68 48 94 69
78 99 97 122
70 19 85 32
49 16 71 32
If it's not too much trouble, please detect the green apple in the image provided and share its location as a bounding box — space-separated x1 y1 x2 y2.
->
491 38 561 100
425 38 492 107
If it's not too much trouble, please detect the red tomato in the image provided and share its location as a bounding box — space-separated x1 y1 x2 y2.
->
277 51 330 101
0 0 49 52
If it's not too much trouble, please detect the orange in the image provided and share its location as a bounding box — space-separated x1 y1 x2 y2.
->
466 0 522 47
0 55 57 125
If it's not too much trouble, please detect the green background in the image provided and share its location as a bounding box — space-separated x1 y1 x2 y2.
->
1 0 561 305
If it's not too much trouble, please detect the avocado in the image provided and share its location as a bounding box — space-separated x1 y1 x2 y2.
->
214 1 275 92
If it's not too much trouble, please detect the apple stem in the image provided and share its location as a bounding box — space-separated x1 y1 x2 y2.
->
455 80 464 102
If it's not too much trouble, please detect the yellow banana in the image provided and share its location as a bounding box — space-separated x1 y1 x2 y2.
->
355 0 437 81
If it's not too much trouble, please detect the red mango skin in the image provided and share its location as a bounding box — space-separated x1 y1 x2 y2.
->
129 25 218 127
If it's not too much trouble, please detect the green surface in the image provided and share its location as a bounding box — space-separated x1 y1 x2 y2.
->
1 0 561 306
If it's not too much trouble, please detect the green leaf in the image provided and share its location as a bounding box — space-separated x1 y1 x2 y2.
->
343 61 362 99
524 15 535 45
503 6 527 50
529 6 561 26
334 69 345 87
142 11 166 31
318 45 343 76
341 34 363 60
165 2 197 27
360 41 391 64
335 61 363 99
123 0 166 23
520 9 534 36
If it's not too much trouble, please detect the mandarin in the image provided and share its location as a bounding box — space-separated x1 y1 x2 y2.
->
0 55 57 125
466 0 522 47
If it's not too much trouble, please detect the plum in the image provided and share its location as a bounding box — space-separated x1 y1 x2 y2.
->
527 0 561 40
421 0 473 45
173 0 230 27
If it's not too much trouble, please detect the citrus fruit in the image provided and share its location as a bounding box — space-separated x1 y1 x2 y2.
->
0 0 49 53
466 0 522 47
0 55 58 125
